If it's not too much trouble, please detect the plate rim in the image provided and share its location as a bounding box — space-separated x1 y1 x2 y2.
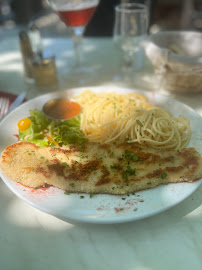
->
0 85 202 224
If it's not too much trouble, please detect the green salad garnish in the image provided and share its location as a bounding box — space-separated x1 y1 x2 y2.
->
18 110 87 147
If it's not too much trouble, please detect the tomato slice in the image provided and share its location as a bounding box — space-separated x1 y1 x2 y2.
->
17 118 31 131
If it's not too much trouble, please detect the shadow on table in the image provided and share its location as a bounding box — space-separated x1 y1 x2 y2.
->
1 92 202 270
1 174 202 270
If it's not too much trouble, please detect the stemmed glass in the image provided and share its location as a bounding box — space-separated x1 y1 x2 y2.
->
48 0 99 84
113 3 149 82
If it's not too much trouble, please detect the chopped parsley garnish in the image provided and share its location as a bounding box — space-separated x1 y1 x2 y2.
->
136 120 143 127
121 166 136 180
117 109 122 114
126 165 136 175
62 162 70 168
124 149 139 162
69 183 75 188
76 153 88 159
64 191 70 195
40 156 45 159
80 195 85 199
90 194 94 198
122 171 128 180
110 164 120 171
161 171 167 179
80 146 85 151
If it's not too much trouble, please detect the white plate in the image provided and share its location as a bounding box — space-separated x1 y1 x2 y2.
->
0 86 202 224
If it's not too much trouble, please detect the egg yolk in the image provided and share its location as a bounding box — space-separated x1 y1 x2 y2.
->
17 118 31 131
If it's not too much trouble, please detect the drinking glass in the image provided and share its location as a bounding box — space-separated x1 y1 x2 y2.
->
113 3 149 81
48 0 99 84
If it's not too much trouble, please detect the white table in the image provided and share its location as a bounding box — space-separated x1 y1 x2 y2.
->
1 36 202 270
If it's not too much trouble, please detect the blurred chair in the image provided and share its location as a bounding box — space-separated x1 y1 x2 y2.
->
10 0 44 24
84 0 120 37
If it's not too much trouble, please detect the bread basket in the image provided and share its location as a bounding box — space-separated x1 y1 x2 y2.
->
143 31 202 94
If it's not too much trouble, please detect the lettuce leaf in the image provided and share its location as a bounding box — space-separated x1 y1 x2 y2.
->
29 110 51 133
18 110 87 146
18 110 51 147
50 117 87 145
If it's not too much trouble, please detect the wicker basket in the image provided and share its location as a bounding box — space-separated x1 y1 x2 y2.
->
143 31 202 94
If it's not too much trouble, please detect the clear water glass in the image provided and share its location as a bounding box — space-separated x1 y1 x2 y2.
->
113 3 149 81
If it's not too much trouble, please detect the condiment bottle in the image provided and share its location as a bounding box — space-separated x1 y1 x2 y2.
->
28 24 44 56
19 31 34 80
32 50 58 88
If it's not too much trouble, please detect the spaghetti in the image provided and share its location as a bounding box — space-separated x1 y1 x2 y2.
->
75 90 191 150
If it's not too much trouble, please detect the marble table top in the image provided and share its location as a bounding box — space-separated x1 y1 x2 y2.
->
1 35 202 270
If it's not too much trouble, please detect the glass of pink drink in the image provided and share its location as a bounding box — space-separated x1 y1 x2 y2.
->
48 0 99 84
